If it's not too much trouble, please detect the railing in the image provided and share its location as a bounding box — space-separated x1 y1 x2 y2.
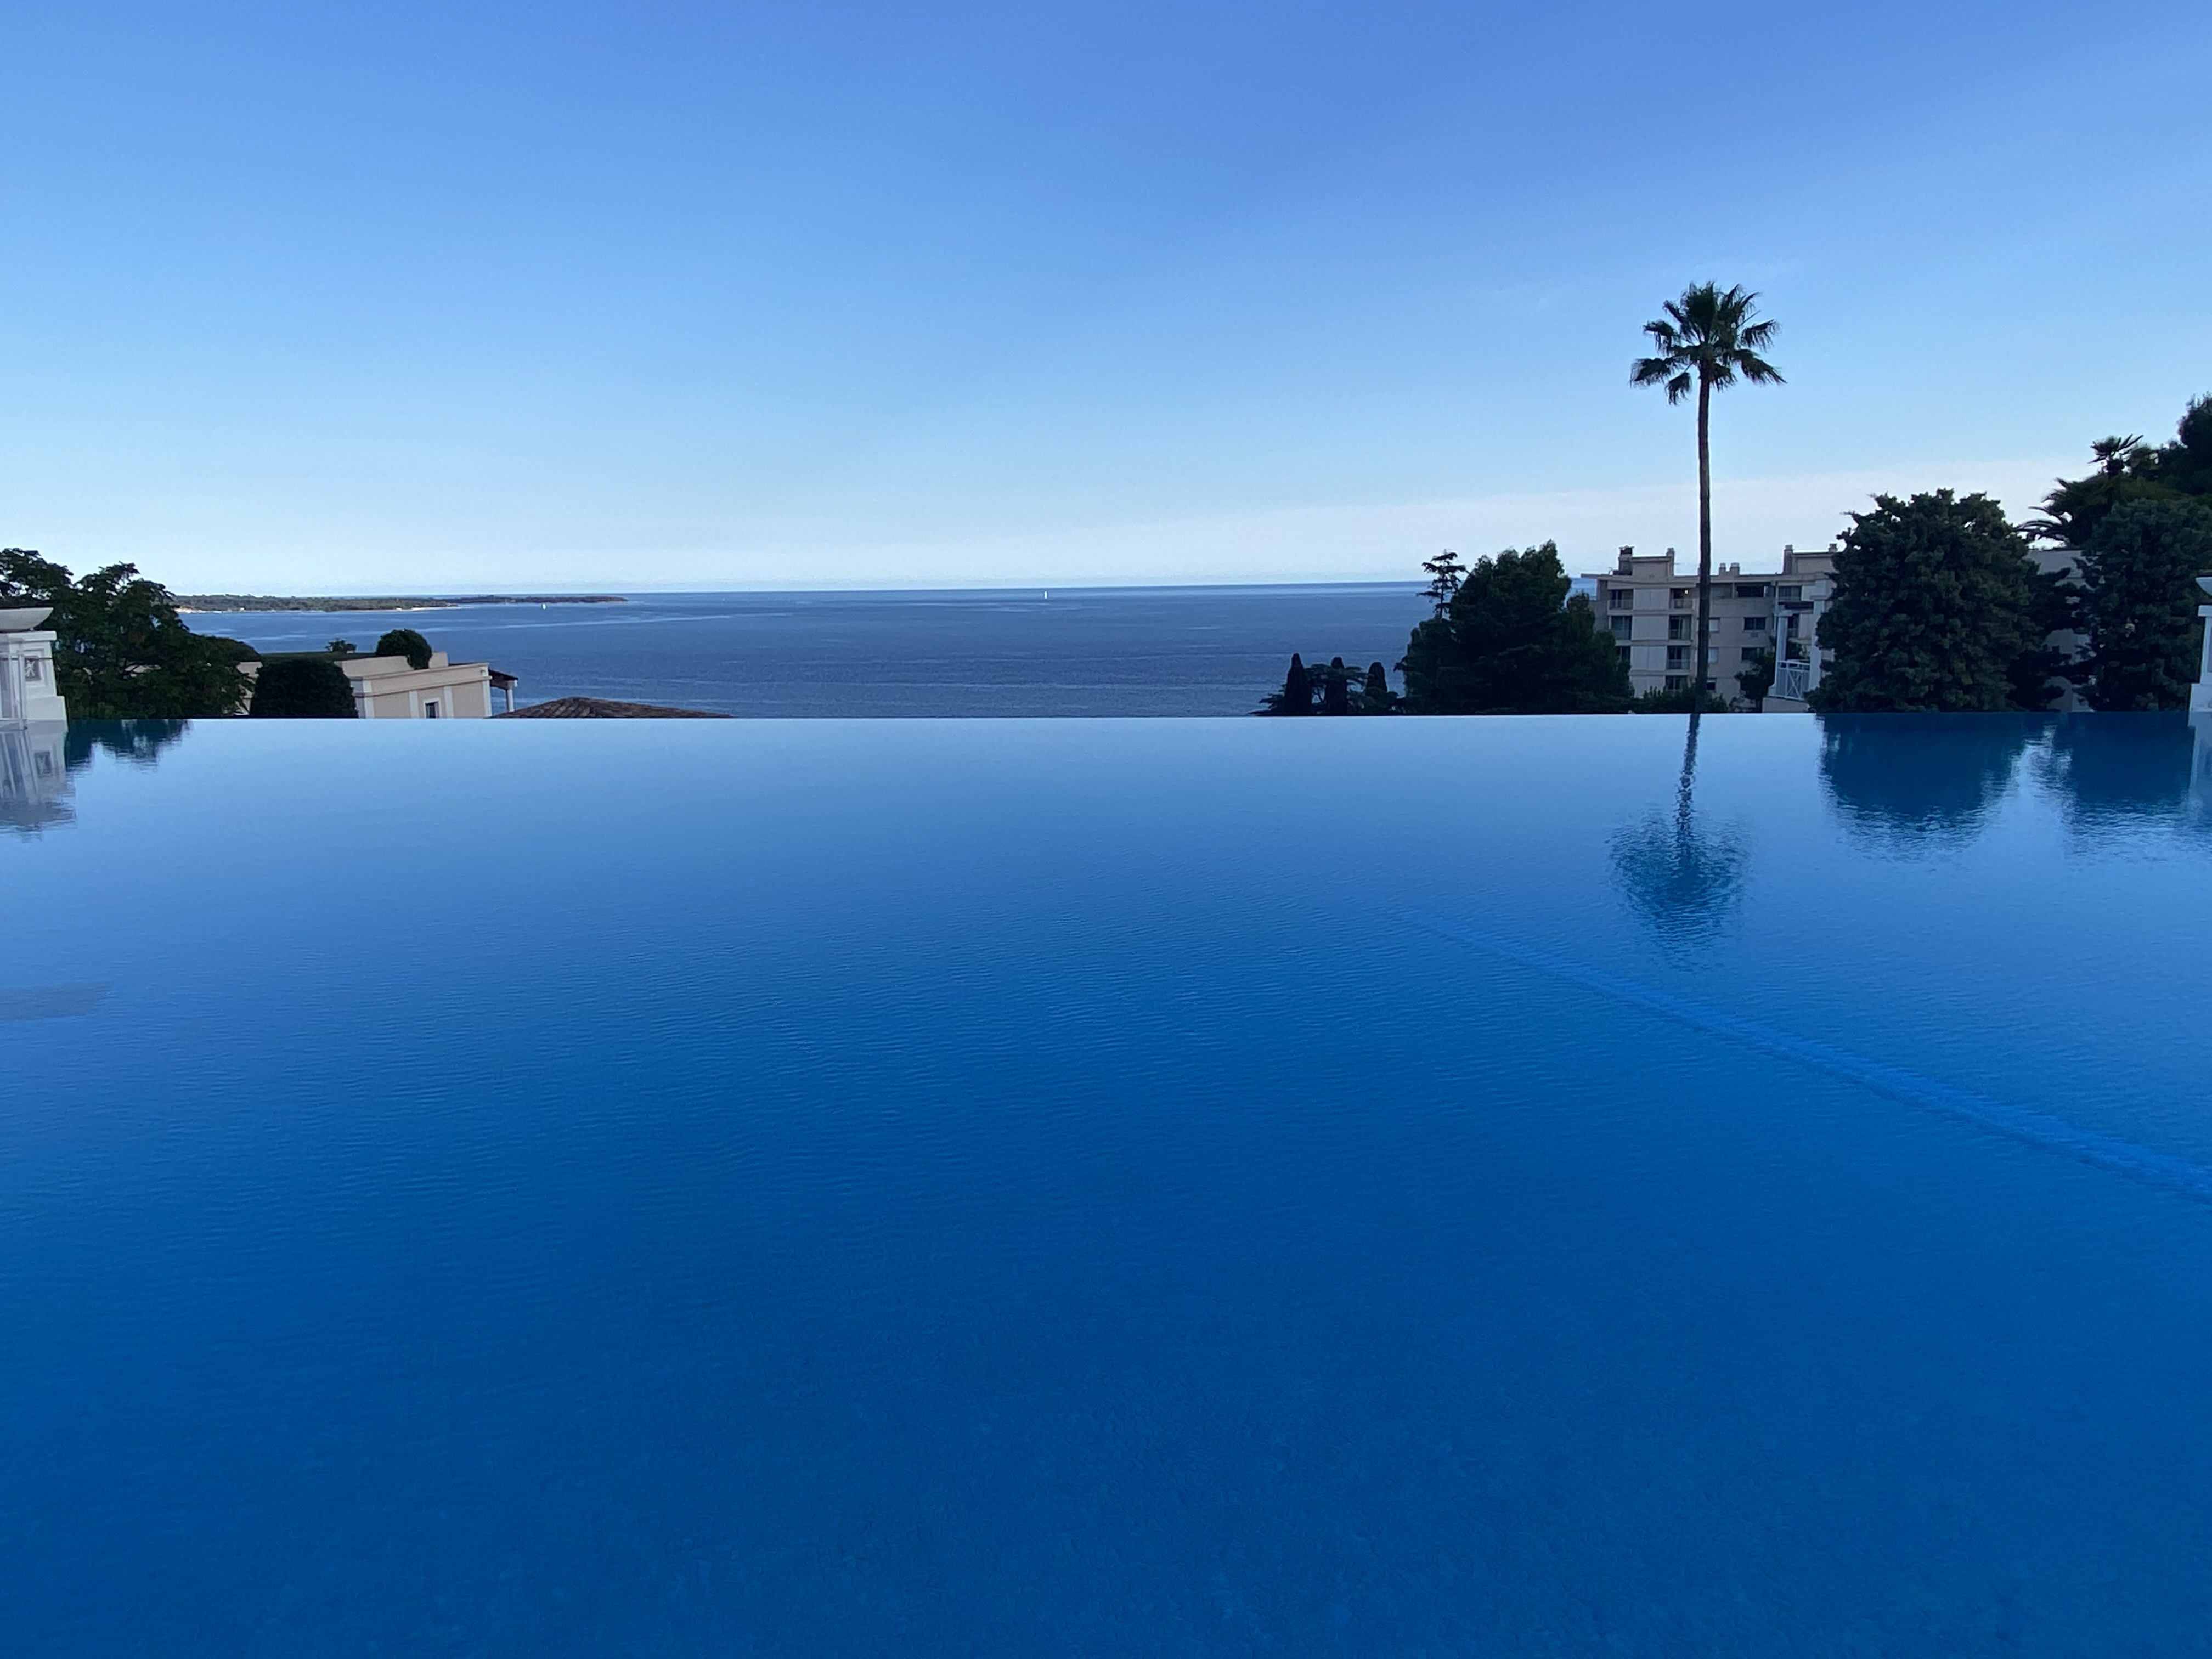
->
1771 660 1810 701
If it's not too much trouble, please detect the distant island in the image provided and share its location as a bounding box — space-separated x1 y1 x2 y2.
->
177 594 629 613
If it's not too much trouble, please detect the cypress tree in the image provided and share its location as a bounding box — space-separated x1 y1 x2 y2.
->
1321 656 1350 715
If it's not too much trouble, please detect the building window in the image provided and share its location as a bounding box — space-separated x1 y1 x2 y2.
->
1670 588 1691 610
1778 585 1802 601
1742 614 1767 632
423 701 441 718
1667 615 1691 640
1735 583 1768 599
1741 646 1765 662
1666 645 1688 669
1664 674 1688 690
1615 644 1631 665
1608 587 1634 610
1608 615 1633 639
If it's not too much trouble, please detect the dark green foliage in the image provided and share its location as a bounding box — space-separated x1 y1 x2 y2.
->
2073 498 2212 710
1810 492 2052 712
1257 653 1314 715
1420 551 1465 616
2029 394 2212 550
250 658 358 718
1319 657 1351 716
375 627 433 669
1631 684 1726 713
1734 648 1776 704
1351 662 1400 714
1399 543 1634 714
0 548 259 717
327 638 358 657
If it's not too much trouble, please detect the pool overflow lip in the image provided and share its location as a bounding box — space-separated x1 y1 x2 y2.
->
1410 911 2212 1209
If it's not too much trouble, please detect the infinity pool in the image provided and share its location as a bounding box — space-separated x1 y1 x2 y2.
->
8 713 2212 1654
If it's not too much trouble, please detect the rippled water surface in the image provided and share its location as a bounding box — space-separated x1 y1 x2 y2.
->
8 713 2212 1655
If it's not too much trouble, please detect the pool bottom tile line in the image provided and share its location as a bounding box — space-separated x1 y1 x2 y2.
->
1408 911 2212 1210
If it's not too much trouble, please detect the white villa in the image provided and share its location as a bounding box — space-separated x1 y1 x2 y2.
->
0 605 71 832
337 650 518 718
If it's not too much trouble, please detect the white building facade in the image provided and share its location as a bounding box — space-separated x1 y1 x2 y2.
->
0 605 70 832
1584 545 1837 706
337 650 515 718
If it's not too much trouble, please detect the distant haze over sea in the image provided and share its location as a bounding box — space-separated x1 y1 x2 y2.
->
184 585 1431 717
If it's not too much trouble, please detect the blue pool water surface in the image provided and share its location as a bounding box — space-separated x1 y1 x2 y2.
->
8 712 2212 1655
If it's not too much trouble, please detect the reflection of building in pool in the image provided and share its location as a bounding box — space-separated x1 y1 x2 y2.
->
0 721 71 833
336 651 518 718
1584 544 1836 704
1 605 72 833
2192 577 2212 714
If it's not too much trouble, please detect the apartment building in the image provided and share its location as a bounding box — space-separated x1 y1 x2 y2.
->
1586 544 1837 704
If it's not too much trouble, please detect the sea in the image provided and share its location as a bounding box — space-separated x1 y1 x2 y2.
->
183 585 1431 716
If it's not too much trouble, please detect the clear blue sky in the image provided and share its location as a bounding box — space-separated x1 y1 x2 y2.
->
4 1 2207 591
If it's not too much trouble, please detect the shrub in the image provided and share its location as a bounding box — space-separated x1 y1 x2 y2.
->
250 658 358 718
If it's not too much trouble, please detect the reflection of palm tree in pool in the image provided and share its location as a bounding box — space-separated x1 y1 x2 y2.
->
1611 713 1751 950
1818 715 2038 852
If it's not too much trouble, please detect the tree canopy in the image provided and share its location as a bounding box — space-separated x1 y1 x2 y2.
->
1399 543 1632 714
0 548 258 718
2029 393 2212 550
250 658 359 718
2073 498 2212 710
1810 492 2055 713
374 627 433 669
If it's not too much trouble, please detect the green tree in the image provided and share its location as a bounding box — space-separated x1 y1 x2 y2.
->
250 658 358 718
1257 653 1314 715
1351 661 1400 714
1631 283 1784 701
2073 498 2212 710
1810 491 2052 712
1319 656 1351 715
1420 550 1465 616
374 627 433 669
2029 398 2212 552
1734 647 1776 704
1400 543 1633 714
0 548 258 717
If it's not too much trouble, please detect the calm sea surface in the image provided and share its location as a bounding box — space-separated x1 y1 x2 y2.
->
184 585 1430 715
9 712 2212 1654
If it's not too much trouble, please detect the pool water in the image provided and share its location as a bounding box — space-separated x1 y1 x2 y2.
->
8 713 2212 1655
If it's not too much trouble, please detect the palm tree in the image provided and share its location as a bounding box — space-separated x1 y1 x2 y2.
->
1632 284 1784 704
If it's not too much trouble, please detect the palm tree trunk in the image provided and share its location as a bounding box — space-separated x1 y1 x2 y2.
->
1695 374 1713 707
